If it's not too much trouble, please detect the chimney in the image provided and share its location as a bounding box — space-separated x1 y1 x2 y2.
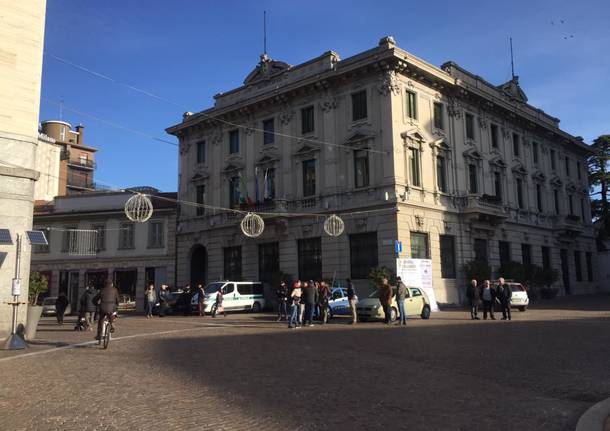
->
75 124 85 145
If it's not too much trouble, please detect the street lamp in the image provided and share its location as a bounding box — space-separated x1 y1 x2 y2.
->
1 229 48 350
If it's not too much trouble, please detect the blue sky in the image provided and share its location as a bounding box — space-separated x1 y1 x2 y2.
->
40 0 610 192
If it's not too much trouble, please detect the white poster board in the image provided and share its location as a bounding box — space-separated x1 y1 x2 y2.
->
396 258 439 311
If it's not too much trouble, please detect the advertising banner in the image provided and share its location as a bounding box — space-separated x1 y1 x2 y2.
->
396 258 439 311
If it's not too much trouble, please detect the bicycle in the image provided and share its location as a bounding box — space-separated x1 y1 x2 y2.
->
98 314 113 349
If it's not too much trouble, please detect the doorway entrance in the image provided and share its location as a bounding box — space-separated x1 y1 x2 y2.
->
114 269 137 300
190 245 208 287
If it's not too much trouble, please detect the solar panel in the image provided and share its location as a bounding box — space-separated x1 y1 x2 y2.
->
0 252 7 268
0 229 12 245
26 230 48 245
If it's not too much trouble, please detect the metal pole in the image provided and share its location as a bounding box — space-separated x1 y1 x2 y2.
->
2 233 27 350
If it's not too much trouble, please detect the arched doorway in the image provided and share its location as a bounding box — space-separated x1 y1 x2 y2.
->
190 244 208 287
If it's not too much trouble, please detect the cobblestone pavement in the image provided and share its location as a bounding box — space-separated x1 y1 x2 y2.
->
1 294 609 431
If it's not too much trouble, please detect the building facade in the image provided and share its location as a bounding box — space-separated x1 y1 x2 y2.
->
0 0 47 337
31 190 177 312
167 37 597 305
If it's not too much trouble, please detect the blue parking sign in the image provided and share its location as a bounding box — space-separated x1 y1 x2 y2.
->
394 240 402 254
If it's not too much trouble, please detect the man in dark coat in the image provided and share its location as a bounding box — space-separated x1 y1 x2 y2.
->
378 278 393 324
55 293 69 325
497 277 512 320
79 286 97 330
466 279 481 320
302 281 318 326
93 280 120 340
276 281 288 321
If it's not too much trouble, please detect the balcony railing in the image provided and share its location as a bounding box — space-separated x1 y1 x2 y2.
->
68 159 96 170
67 172 94 189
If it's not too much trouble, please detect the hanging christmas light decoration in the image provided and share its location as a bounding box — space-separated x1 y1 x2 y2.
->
324 214 344 237
124 193 154 222
240 212 265 237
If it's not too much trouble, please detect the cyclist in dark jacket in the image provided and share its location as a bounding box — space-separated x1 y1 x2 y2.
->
93 281 119 340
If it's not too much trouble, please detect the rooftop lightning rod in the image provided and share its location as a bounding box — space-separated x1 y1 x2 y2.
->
510 37 515 79
263 10 267 56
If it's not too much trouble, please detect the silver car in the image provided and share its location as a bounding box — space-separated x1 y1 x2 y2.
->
41 297 57 316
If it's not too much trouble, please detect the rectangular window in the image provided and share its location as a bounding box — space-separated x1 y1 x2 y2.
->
499 241 511 266
61 225 76 252
351 90 367 121
569 194 574 215
494 172 502 201
516 178 524 209
409 148 421 187
465 113 474 140
264 168 275 200
258 242 279 282
354 149 369 188
554 189 560 214
532 141 539 164
436 155 447 193
349 232 378 279
542 246 551 271
433 102 444 130
521 243 532 266
229 176 240 208
229 130 239 154
574 250 582 282
196 140 206 164
577 161 582 180
512 133 520 157
565 156 570 177
148 221 164 248
468 164 478 194
301 106 314 134
223 246 242 280
302 159 316 197
586 252 593 282
474 238 488 262
406 91 417 119
196 185 205 216
93 224 105 251
536 184 543 212
410 232 429 259
551 149 556 170
490 124 499 148
119 223 135 250
580 198 586 221
439 235 456 278
298 237 322 280
263 118 275 145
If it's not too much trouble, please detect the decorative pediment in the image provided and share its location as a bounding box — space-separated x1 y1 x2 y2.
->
498 76 528 103
430 140 451 152
531 170 546 182
191 171 210 182
401 129 427 143
488 155 507 169
565 182 578 193
549 176 563 187
255 154 279 167
222 162 244 175
243 54 291 85
511 162 528 176
463 148 482 160
345 129 376 149
293 143 321 158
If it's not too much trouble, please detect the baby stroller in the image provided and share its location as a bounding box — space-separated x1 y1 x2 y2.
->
74 316 88 331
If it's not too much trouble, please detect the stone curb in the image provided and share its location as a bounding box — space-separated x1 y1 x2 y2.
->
575 397 610 431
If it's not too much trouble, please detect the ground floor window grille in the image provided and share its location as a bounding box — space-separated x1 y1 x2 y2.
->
258 242 279 282
349 232 378 279
223 246 242 280
298 237 322 280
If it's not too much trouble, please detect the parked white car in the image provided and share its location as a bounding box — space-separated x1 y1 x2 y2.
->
507 282 529 311
191 281 266 313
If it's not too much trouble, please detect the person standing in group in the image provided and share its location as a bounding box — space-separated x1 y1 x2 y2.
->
346 279 357 324
158 284 169 318
466 279 481 320
395 277 408 326
303 280 318 327
196 284 206 317
497 277 512 321
288 281 302 329
213 287 226 317
481 280 496 320
181 284 192 316
318 281 330 324
144 283 157 319
276 281 288 321
79 286 97 330
55 292 69 325
379 278 393 324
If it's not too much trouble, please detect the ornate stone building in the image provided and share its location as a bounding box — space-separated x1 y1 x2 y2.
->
166 37 596 304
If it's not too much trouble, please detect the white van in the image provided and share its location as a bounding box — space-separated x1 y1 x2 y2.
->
192 281 266 313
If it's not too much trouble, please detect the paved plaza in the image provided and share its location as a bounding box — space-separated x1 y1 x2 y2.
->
1 294 609 431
